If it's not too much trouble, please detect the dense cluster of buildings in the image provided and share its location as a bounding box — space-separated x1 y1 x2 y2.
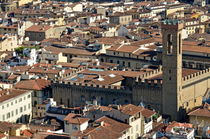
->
0 0 209 138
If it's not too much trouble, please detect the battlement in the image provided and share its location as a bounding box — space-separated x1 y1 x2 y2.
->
137 66 162 81
162 19 184 30
182 67 210 86
52 80 130 91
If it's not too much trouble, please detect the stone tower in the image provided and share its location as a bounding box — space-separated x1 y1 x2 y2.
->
162 20 184 121
193 0 206 7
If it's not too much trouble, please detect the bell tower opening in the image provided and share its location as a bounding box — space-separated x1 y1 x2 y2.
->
167 34 173 54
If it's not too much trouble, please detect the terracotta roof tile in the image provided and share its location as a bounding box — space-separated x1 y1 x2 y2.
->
165 121 193 132
0 89 30 103
14 79 51 91
72 116 130 139
119 104 143 116
64 113 89 125
0 121 23 133
26 25 52 32
141 108 156 118
188 104 210 118
21 130 33 137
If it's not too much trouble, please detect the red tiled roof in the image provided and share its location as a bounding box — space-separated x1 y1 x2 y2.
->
21 130 33 137
64 113 89 125
119 104 143 116
8 74 19 80
0 89 30 103
14 79 51 91
26 25 52 32
141 108 156 118
165 121 193 132
188 105 210 118
0 133 6 138
72 116 130 139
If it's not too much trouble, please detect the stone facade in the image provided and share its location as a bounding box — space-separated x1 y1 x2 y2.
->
52 82 132 107
52 19 210 121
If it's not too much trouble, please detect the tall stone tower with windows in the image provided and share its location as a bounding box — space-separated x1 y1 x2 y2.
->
162 20 184 121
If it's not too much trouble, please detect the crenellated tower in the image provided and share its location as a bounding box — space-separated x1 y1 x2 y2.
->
162 20 183 121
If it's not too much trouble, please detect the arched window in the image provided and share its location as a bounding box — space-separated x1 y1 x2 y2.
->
124 100 129 104
34 101 37 107
81 95 85 102
67 99 70 107
100 97 104 105
60 98 63 104
179 34 182 54
112 99 116 104
167 34 173 54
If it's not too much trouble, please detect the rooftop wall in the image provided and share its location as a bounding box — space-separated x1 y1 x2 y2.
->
182 67 210 86
52 80 130 92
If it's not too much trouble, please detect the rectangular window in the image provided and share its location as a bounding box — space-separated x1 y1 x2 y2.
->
20 107 23 113
16 109 18 115
24 105 26 111
128 62 131 67
7 112 10 119
34 92 37 97
186 102 189 107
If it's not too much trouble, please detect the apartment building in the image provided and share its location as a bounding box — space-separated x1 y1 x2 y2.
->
100 38 157 69
25 25 54 41
64 113 89 135
39 49 67 64
0 89 32 123
14 79 51 118
109 13 132 25
184 18 205 36
0 35 18 51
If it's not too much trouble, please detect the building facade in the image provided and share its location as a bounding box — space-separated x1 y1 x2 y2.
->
52 19 210 121
0 89 32 123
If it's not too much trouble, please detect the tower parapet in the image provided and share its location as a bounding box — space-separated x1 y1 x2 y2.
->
137 66 162 81
162 19 184 31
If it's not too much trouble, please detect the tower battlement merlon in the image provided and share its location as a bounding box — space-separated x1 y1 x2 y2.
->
138 66 162 80
182 67 210 85
161 19 184 30
52 80 130 91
